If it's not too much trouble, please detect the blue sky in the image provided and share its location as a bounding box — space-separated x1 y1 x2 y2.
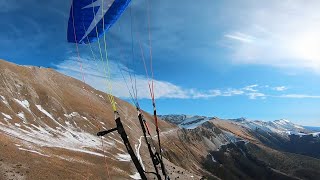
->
1 0 320 126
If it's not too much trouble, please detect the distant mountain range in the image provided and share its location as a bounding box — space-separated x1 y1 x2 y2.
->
160 114 318 135
160 114 320 179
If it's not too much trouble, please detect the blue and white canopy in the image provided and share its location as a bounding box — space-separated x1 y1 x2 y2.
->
67 0 131 44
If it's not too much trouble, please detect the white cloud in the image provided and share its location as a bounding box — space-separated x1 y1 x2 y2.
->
273 86 288 91
223 0 320 73
55 57 189 99
222 89 245 96
242 84 259 92
279 94 320 99
189 89 222 99
247 92 266 100
189 89 245 99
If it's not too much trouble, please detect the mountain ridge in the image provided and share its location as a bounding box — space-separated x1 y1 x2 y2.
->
0 59 195 180
160 114 315 134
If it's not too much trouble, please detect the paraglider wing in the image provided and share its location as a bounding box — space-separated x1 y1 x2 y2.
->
67 0 132 44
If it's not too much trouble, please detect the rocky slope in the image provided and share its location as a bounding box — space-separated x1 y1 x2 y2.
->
0 59 197 180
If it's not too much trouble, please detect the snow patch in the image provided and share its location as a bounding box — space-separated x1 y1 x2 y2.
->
211 155 217 163
1 113 12 120
180 117 212 129
222 130 240 143
17 112 26 122
99 95 105 99
36 105 55 120
56 155 92 165
18 148 50 157
0 95 9 105
0 117 113 157
312 132 320 137
129 172 141 180
286 131 306 136
116 153 131 162
14 99 31 111
15 123 21 127
135 136 145 170
64 112 79 118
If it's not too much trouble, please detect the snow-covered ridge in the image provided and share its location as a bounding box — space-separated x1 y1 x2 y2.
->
180 116 213 129
159 114 215 129
231 118 315 137
311 132 320 137
161 114 318 137
158 114 188 124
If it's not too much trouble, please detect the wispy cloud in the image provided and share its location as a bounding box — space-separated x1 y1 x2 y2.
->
273 86 288 91
247 92 266 100
189 89 222 99
189 89 245 99
223 89 245 96
278 94 320 99
224 32 255 43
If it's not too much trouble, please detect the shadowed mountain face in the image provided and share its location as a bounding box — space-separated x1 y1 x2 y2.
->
0 59 319 180
202 142 300 180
